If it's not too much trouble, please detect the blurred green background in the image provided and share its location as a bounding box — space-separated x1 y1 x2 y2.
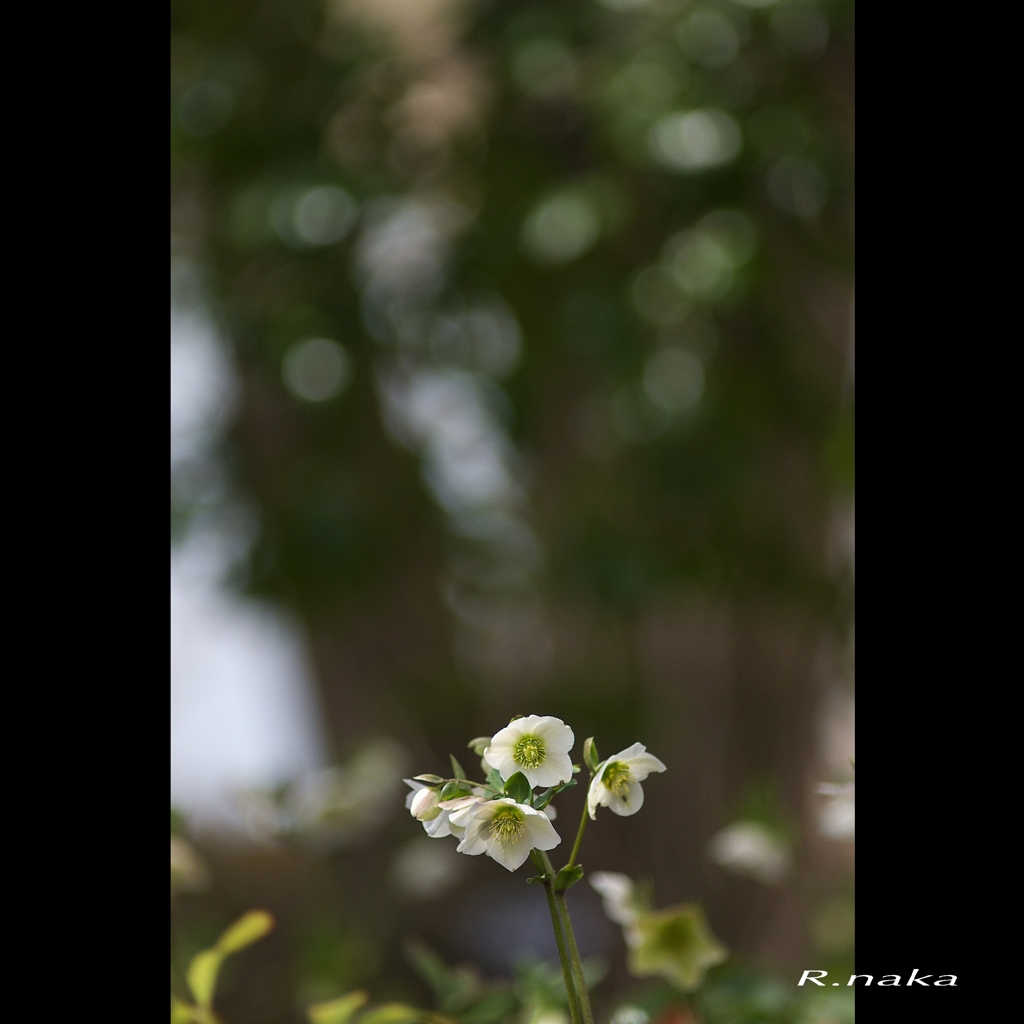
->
170 0 854 1021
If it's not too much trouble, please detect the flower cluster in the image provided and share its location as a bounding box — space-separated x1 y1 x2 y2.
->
403 715 667 872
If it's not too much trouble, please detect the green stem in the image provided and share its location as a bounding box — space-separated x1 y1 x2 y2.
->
532 851 581 1024
566 800 588 869
539 852 594 1024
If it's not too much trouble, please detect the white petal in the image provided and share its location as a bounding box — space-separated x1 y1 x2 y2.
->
486 834 534 871
423 811 453 837
623 752 667 781
607 780 644 816
607 742 647 762
530 716 575 753
543 805 557 821
523 812 561 851
587 771 609 820
524 750 574 788
456 817 489 855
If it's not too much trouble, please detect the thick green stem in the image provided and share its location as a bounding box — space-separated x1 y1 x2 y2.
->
532 850 581 1024
539 852 594 1024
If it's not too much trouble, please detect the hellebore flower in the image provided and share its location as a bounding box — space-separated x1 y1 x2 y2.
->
627 904 727 992
485 715 575 788
587 743 667 819
456 797 561 871
404 779 458 838
440 794 486 839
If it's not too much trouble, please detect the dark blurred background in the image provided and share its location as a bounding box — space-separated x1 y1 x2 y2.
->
170 0 854 1021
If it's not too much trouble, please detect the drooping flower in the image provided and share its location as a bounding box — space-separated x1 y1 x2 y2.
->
404 779 458 838
587 743 667 819
484 715 575 788
456 797 561 871
627 904 727 991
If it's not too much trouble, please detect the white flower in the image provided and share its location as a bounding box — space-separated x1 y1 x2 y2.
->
456 797 561 871
587 743 667 819
440 794 486 839
484 715 575 787
708 821 790 883
410 787 442 821
405 779 458 838
590 871 641 942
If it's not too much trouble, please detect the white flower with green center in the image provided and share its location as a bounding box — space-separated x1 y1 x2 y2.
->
456 797 561 871
587 743 667 819
484 715 575 787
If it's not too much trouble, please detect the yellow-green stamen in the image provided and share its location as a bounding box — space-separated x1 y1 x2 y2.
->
490 808 526 843
514 735 546 768
602 761 633 796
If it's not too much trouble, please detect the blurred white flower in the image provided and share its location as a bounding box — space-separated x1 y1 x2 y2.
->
817 782 854 841
590 871 641 943
391 835 464 899
587 743 667 819
708 821 790 883
485 715 575 787
456 797 561 871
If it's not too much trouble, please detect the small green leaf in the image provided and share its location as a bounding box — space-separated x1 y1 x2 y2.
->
439 781 463 800
485 768 504 792
503 772 532 804
357 1003 426 1024
449 754 467 782
307 990 369 1024
467 737 491 756
572 764 581 774
413 774 445 784
186 949 223 1009
583 738 599 773
171 997 197 1024
526 873 554 885
217 909 275 954
553 864 584 892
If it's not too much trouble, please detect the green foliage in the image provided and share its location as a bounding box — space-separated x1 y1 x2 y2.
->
553 864 584 892
503 772 533 804
449 755 469 783
173 910 275 1022
307 991 369 1024
583 738 600 774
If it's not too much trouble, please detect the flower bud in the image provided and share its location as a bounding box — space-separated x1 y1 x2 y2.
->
410 787 441 821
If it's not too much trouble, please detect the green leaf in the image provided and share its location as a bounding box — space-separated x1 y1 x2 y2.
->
459 989 519 1024
357 1003 426 1024
439 781 463 800
583 738 599 773
171 997 197 1024
503 772 532 805
449 754 467 782
572 764 581 774
553 864 584 892
413 774 445 784
186 949 223 1009
307 990 369 1024
485 768 504 793
466 737 491 756
217 909 275 954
